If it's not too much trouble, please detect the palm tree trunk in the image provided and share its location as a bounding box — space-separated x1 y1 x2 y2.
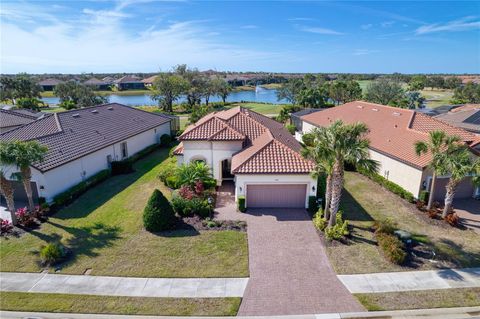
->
20 166 35 211
0 174 17 225
442 179 458 218
427 172 436 210
324 174 332 221
328 161 344 227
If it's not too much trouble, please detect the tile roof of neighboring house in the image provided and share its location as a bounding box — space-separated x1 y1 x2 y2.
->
0 103 171 172
434 105 480 134
84 77 110 85
114 75 143 84
0 109 40 129
38 78 64 86
302 101 478 170
142 75 158 84
176 107 313 174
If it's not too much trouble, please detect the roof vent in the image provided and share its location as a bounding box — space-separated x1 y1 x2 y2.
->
372 108 379 112
107 106 114 110
357 105 364 109
91 110 98 113
392 112 401 116
72 113 80 118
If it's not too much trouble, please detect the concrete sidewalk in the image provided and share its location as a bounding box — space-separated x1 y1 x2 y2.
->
0 272 248 298
339 267 480 293
1 306 480 319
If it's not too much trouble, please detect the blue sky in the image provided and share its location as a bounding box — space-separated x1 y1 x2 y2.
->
1 0 479 74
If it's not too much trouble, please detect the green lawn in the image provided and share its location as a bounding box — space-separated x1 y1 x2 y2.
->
420 89 454 108
0 147 248 277
227 102 285 115
355 288 480 311
0 292 241 316
357 80 373 93
326 172 480 274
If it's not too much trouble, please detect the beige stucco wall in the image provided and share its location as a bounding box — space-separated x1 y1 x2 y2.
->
181 140 243 184
235 174 317 208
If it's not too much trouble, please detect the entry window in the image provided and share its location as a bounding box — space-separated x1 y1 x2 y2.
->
121 142 128 159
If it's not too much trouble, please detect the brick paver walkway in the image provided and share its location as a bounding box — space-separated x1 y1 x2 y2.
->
215 182 364 316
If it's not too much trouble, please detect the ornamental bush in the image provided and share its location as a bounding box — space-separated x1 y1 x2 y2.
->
237 196 246 212
376 233 407 265
312 209 327 231
143 189 176 232
172 195 213 218
40 242 66 266
160 134 172 147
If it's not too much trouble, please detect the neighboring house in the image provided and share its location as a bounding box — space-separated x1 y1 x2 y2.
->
38 78 64 91
0 103 172 203
300 101 480 201
435 104 480 134
0 109 43 133
114 76 145 90
142 75 158 87
173 107 315 209
84 78 111 90
290 108 324 133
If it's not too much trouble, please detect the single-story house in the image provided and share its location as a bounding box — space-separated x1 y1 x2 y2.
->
290 108 324 132
434 104 480 134
114 76 145 90
38 78 64 91
0 103 172 203
300 101 480 201
0 109 43 133
142 75 158 87
173 106 316 209
84 78 111 91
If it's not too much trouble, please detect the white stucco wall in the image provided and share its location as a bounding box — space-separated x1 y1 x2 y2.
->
30 123 170 202
181 140 243 184
234 174 317 208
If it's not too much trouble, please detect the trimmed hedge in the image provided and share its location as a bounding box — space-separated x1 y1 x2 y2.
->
308 196 318 214
237 196 246 212
160 134 172 146
111 160 133 175
171 195 213 218
53 170 111 207
143 189 176 232
358 168 415 203
419 190 429 203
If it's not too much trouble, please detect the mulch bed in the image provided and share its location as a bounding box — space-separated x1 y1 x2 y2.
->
179 216 247 232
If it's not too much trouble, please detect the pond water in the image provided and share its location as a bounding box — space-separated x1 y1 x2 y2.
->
41 88 289 106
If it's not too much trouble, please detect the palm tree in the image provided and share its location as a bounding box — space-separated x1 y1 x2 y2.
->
415 131 461 211
0 140 48 212
0 170 16 224
301 127 335 220
311 121 378 226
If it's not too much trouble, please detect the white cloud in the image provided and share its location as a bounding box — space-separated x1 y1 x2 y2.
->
353 49 379 56
298 26 344 35
361 24 372 30
415 16 480 34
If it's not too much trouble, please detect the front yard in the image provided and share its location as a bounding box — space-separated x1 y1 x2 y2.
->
326 171 480 274
0 147 248 278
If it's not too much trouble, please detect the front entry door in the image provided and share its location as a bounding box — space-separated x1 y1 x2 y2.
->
221 159 234 180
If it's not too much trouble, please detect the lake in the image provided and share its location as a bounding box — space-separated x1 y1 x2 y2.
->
41 88 289 106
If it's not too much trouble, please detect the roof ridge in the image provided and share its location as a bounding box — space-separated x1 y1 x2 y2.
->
413 111 476 141
0 113 55 138
0 109 38 120
232 137 274 173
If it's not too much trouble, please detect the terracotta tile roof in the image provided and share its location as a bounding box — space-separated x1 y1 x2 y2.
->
0 109 39 129
173 143 184 155
302 101 478 169
142 75 158 84
0 103 171 172
114 75 142 84
179 106 313 174
38 78 63 86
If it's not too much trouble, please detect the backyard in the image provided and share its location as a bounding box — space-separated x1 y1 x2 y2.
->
327 171 480 275
0 146 249 278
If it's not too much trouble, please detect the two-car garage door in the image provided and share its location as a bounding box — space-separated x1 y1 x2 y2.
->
246 184 307 208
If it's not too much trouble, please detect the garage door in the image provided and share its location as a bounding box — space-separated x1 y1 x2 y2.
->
433 177 474 201
246 184 307 208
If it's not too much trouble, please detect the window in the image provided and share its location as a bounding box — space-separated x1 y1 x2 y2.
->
121 142 128 159
107 155 112 167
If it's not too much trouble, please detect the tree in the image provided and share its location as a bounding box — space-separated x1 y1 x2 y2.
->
212 78 232 105
0 74 42 104
0 140 48 211
54 81 107 109
152 73 189 112
393 91 425 109
444 77 461 90
415 131 458 212
175 65 205 111
0 171 16 224
451 83 480 104
16 97 45 111
297 86 329 108
143 189 176 232
189 104 212 124
313 121 378 226
364 78 405 105
408 75 427 91
276 78 305 105
426 76 445 90
328 80 362 105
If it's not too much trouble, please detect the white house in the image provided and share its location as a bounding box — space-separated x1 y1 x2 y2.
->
0 103 172 203
300 101 480 201
173 107 316 209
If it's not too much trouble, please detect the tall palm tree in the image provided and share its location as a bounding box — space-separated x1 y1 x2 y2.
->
312 121 378 226
302 128 335 220
0 170 16 224
0 140 48 212
415 131 461 211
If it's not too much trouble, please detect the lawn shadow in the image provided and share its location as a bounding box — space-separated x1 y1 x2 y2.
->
340 188 376 246
432 238 480 269
153 219 200 237
55 148 170 220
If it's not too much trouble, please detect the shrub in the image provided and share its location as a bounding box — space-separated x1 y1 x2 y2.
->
160 134 172 146
143 189 176 232
416 200 425 210
172 195 213 218
165 175 181 189
176 162 214 188
301 133 315 147
237 196 246 212
444 212 460 227
419 191 429 203
376 233 407 265
0 219 13 234
372 219 396 235
285 124 296 135
54 170 111 207
325 221 349 240
313 209 327 231
39 242 65 266
358 168 415 203
308 196 318 214
111 160 134 175
428 209 438 219
15 207 35 227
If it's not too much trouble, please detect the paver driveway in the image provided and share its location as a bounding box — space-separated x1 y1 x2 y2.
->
215 184 364 316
